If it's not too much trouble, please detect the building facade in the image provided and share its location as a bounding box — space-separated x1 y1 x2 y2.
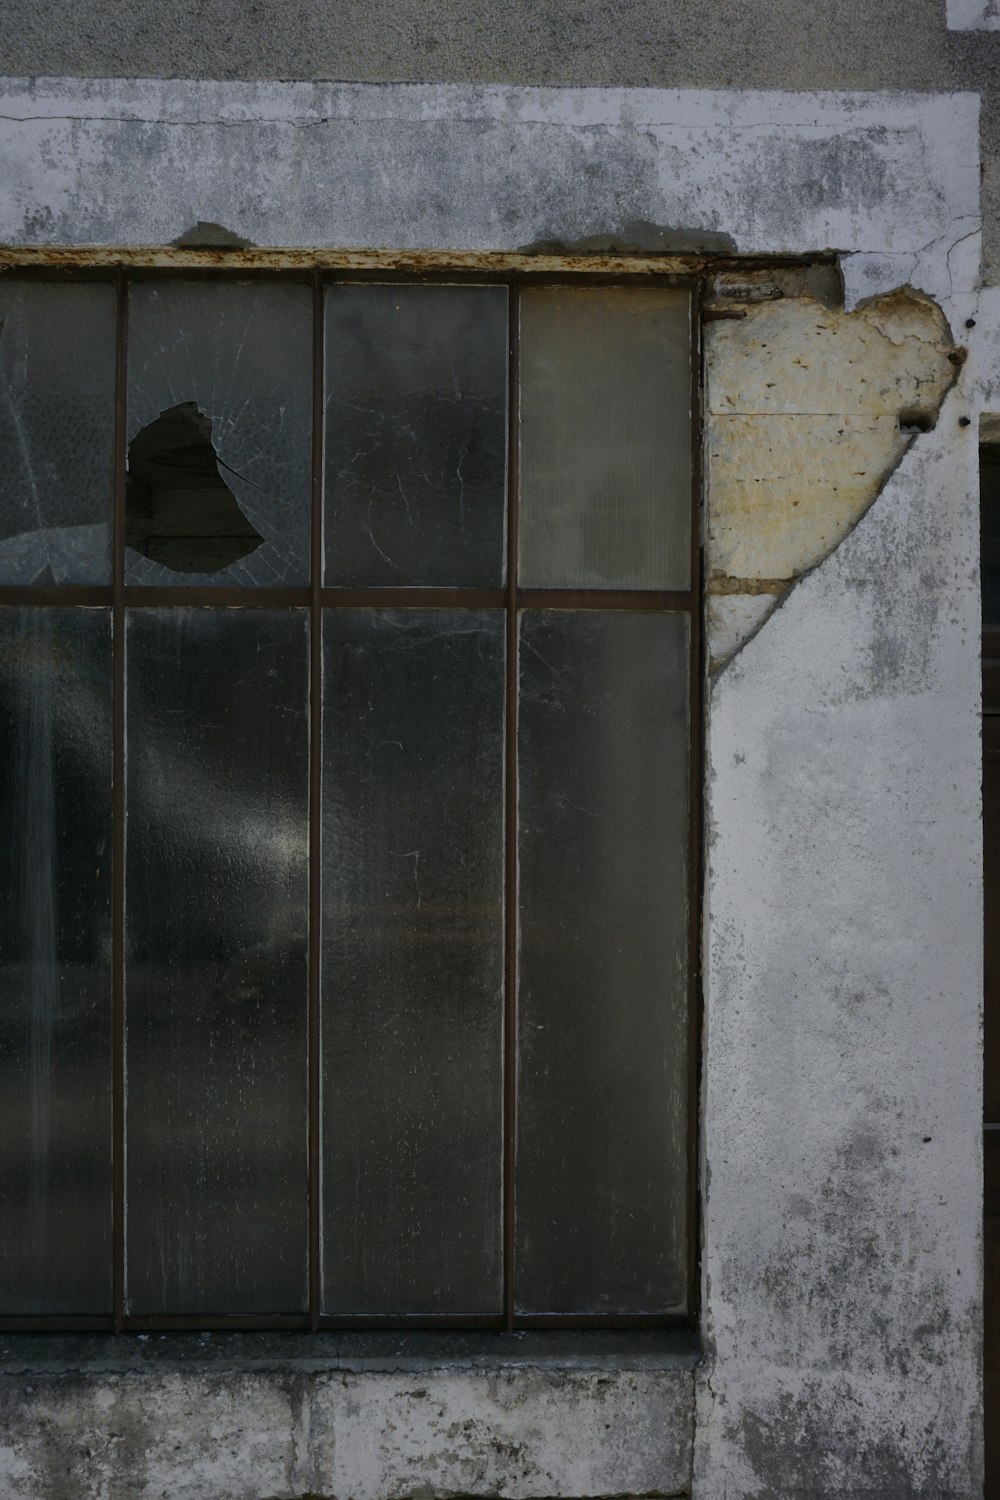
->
0 4 995 1497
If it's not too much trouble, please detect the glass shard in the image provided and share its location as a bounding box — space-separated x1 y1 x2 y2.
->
126 402 264 572
127 281 312 586
0 609 112 1313
324 285 508 586
125 608 309 1314
515 609 690 1314
0 282 115 584
518 287 692 590
322 608 505 1312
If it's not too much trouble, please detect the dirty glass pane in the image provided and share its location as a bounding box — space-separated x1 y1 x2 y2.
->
126 281 312 585
324 285 508 586
126 609 309 1314
515 610 689 1313
0 282 115 584
518 287 691 590
322 609 505 1312
0 609 112 1313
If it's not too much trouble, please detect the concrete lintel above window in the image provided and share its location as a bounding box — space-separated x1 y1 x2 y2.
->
0 77 980 313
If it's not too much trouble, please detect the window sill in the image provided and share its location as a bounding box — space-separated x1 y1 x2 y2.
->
0 1326 701 1375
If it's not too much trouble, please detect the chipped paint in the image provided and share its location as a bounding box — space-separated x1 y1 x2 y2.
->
704 288 961 668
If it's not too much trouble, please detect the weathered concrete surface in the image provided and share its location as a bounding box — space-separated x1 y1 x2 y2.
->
0 0 998 287
0 1338 697 1500
705 289 961 666
0 80 980 314
0 78 987 1500
696 356 983 1494
947 0 1000 29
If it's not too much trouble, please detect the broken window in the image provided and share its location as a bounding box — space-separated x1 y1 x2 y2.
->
0 273 697 1329
126 403 265 574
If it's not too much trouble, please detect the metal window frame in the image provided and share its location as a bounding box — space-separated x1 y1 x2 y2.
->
0 262 704 1333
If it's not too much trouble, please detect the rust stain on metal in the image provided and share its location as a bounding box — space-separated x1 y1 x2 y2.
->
0 245 710 276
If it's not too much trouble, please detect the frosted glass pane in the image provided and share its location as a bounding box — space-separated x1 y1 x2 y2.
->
518 287 691 590
0 609 112 1313
324 285 508 586
125 609 309 1314
0 282 115 583
126 281 312 585
322 609 505 1313
516 610 689 1313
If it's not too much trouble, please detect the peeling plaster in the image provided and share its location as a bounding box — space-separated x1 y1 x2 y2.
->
704 287 961 668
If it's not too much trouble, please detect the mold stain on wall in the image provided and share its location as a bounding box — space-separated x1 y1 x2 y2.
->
704 284 963 669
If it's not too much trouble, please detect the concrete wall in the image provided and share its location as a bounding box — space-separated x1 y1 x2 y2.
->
2 0 1000 281
0 1335 699 1500
0 77 987 1499
700 315 983 1499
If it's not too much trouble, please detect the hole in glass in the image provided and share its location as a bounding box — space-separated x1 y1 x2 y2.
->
126 402 264 573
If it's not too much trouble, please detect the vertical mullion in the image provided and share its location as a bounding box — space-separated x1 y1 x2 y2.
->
308 272 324 1328
688 280 705 1319
112 271 128 1331
503 282 519 1329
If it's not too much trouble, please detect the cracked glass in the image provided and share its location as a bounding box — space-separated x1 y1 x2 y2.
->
0 271 697 1330
324 285 508 586
126 281 312 586
0 281 115 585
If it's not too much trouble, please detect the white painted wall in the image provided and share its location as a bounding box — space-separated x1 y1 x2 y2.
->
0 78 986 1498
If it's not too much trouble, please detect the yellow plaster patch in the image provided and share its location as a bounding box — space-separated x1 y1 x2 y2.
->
705 288 959 669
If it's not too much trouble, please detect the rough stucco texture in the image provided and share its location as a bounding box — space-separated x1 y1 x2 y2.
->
697 368 983 1496
2 0 1000 280
705 288 961 666
0 1364 694 1500
0 79 980 319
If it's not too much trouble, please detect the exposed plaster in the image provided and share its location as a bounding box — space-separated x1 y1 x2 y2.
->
704 286 962 669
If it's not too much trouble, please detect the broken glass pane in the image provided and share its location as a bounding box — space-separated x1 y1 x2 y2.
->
125 608 309 1314
0 609 112 1313
324 285 508 586
515 609 689 1314
518 287 692 590
322 608 505 1312
126 402 265 573
126 282 312 586
0 282 115 584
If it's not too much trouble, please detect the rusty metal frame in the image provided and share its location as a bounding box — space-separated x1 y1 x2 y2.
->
0 263 704 1334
